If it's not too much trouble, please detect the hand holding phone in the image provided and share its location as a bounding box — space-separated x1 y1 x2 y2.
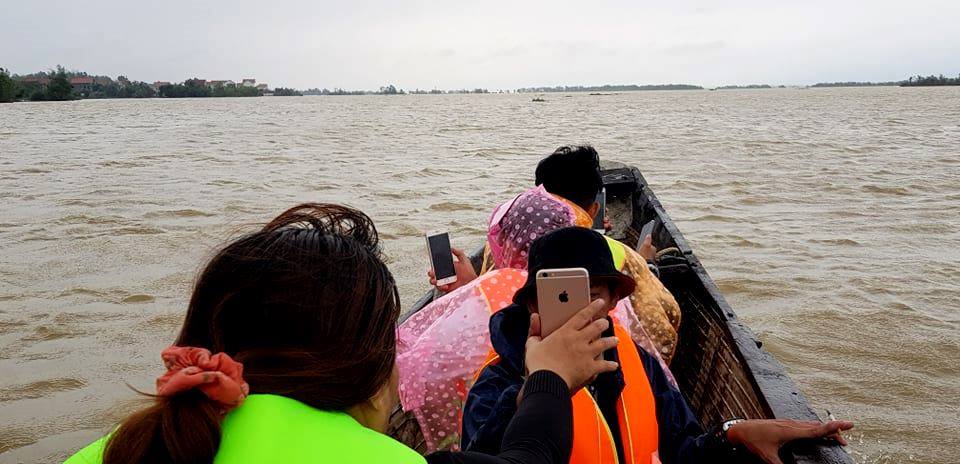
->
639 219 656 242
524 298 620 391
426 232 457 287
427 247 477 292
535 268 590 337
637 219 658 261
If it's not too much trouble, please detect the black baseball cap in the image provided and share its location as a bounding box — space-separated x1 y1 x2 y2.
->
512 227 636 306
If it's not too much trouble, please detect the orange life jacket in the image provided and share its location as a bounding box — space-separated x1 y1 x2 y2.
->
474 321 661 464
475 268 528 313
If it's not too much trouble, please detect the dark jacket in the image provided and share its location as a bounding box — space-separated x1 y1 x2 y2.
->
428 370 573 464
461 304 734 464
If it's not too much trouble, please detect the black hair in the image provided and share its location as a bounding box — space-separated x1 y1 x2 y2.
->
534 145 602 210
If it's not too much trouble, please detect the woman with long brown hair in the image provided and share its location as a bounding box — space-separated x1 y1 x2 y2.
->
65 203 619 464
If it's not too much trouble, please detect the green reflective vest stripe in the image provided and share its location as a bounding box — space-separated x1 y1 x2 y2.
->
603 235 627 271
64 435 107 464
64 394 426 464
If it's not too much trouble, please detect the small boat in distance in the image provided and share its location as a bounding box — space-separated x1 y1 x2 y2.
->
387 162 852 464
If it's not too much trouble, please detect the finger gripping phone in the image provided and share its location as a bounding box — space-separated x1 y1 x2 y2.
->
426 231 457 286
536 268 590 337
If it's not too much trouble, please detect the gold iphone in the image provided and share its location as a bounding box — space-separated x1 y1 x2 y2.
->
535 267 590 337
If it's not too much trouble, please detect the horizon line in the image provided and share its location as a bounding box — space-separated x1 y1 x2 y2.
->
7 66 956 92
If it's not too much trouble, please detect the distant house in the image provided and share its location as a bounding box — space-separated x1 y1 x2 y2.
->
19 76 51 89
208 80 235 87
256 83 269 91
241 79 256 87
69 76 95 92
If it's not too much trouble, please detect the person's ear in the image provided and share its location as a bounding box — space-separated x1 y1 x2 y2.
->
360 367 400 432
608 284 623 310
369 384 392 415
587 201 600 219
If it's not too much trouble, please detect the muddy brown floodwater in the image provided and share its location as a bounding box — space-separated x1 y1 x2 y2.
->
1 88 958 463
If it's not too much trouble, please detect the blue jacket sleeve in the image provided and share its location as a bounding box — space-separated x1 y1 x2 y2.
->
460 362 524 454
640 350 736 464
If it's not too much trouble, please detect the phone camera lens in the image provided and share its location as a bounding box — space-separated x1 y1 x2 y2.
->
542 273 549 277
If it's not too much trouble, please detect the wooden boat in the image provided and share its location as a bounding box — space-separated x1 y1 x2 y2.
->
388 163 853 464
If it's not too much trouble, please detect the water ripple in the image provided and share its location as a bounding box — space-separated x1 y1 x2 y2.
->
0 88 958 463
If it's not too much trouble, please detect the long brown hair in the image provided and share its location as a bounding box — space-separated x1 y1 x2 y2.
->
103 203 401 464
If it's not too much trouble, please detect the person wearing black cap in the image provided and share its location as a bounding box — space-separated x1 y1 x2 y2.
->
462 227 853 464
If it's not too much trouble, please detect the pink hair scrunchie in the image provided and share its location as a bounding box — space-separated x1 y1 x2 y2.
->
156 346 250 412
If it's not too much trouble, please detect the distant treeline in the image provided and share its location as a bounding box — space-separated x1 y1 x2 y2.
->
715 84 779 90
7 66 960 104
302 87 494 95
517 84 702 92
812 75 960 87
1 65 298 103
902 74 960 86
1 67 64 102
303 88 364 96
158 79 260 98
811 81 901 87
408 88 490 94
0 68 14 102
1 66 137 102
302 84 413 96
273 87 302 96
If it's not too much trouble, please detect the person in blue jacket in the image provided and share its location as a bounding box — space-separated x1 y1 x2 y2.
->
462 227 853 464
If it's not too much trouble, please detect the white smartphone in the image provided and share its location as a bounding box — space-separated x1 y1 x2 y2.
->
535 268 590 337
592 188 606 233
426 231 457 287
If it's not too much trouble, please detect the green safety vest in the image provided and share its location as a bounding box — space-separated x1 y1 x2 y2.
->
64 394 426 464
603 235 627 270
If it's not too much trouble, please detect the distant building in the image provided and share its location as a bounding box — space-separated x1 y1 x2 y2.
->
241 79 256 87
69 76 95 92
256 83 269 91
19 76 51 88
151 81 171 92
207 80 235 87
93 76 113 86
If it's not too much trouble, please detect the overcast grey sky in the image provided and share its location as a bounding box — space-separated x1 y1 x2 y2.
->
3 0 958 89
